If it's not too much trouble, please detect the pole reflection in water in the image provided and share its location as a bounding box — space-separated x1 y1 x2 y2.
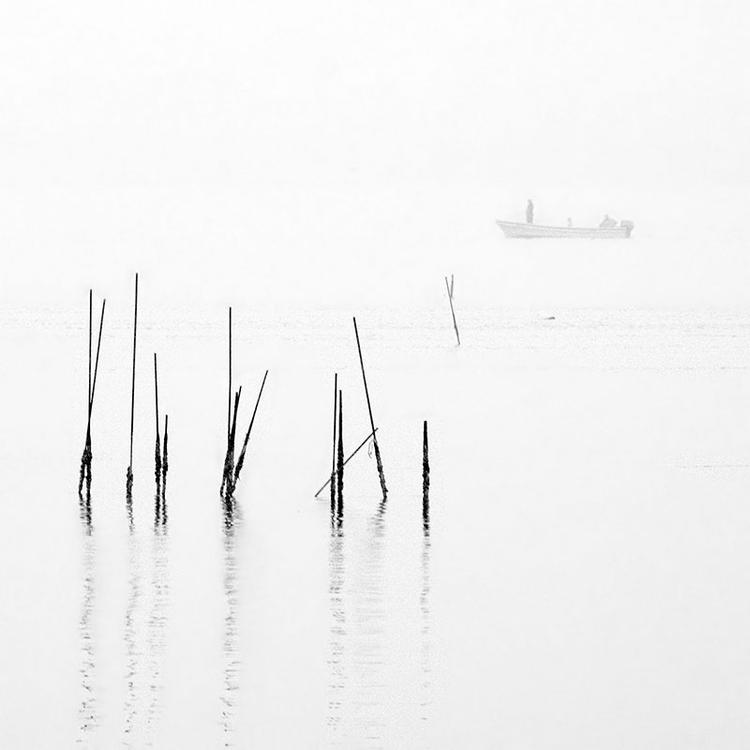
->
122 528 142 746
420 521 432 730
327 526 346 741
77 527 97 745
145 525 169 747
351 511 388 747
221 497 240 747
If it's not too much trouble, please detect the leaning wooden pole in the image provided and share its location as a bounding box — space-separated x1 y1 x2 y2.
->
126 273 138 498
79 296 106 498
89 300 106 409
445 275 460 346
314 428 378 498
234 370 268 484
353 317 387 498
78 291 93 497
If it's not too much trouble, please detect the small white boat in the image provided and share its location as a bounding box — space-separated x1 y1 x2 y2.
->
497 220 634 239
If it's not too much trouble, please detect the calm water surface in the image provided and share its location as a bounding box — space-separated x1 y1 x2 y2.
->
2 304 750 748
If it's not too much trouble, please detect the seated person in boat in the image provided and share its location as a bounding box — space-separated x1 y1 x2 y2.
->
599 214 617 228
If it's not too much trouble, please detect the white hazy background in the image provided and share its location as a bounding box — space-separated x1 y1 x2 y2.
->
3 2 750 749
0 0 748 306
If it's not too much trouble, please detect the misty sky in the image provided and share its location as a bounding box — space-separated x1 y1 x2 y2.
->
1 0 747 189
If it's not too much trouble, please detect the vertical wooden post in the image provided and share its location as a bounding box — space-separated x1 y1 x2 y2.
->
422 420 430 528
161 414 168 525
88 289 92 417
330 373 338 516
127 273 138 498
154 352 161 519
227 307 232 441
336 389 344 521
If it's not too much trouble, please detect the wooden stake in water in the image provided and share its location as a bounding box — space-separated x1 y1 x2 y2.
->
445 275 460 346
154 352 162 519
88 289 92 414
78 290 93 498
234 370 268 484
222 388 242 497
161 413 168 525
422 420 430 528
126 273 138 499
330 373 338 515
336 389 344 521
353 317 387 498
227 307 232 441
79 295 106 500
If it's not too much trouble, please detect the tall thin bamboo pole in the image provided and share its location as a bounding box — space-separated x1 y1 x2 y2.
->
353 317 387 497
227 307 232 441
154 352 161 512
330 373 338 513
127 274 138 497
422 420 430 527
234 370 268 483
336 389 344 520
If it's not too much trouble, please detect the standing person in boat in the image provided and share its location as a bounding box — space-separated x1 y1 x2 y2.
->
526 199 534 224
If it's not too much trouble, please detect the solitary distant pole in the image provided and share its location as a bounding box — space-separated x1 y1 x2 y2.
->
445 275 460 346
126 273 138 500
352 317 387 498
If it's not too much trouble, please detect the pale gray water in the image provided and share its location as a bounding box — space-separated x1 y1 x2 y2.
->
2 303 750 748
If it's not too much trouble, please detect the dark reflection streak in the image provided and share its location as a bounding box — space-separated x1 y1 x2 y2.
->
77 531 97 744
420 526 432 728
221 505 240 747
327 527 346 742
352 511 386 746
123 529 141 746
79 484 92 530
145 527 169 748
126 492 134 530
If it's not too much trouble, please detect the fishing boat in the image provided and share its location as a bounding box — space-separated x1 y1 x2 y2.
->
496 219 634 239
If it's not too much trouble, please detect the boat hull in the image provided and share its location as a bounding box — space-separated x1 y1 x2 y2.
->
496 220 633 239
